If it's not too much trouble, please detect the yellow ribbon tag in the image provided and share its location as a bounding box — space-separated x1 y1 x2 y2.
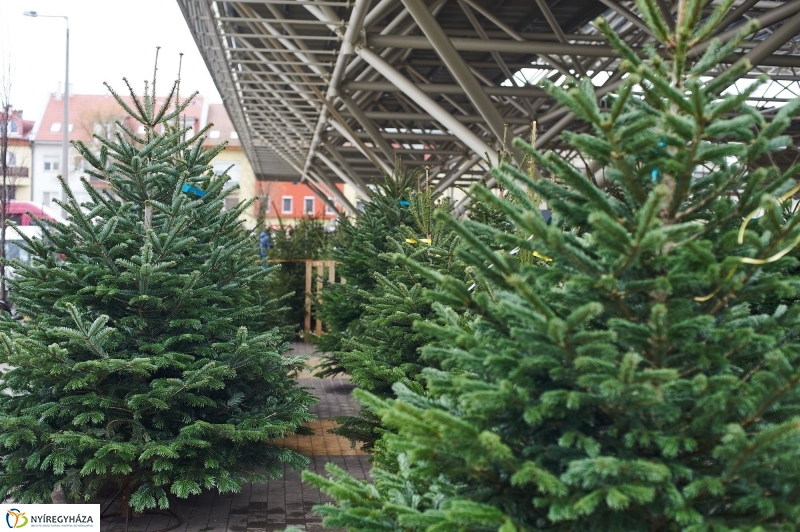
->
533 251 553 262
738 182 800 244
406 238 432 244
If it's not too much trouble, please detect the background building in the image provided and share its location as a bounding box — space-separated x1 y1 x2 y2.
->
32 89 354 229
2 108 35 201
32 86 203 212
204 103 357 230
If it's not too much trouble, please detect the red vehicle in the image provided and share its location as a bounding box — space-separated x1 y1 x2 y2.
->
4 201 62 226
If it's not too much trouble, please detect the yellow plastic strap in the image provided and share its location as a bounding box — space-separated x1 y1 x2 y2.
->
694 268 737 302
533 251 553 262
738 182 800 244
740 232 800 265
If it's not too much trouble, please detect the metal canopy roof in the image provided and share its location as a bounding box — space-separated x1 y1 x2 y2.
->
178 0 800 213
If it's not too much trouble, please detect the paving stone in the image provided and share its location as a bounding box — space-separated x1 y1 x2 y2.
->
102 343 367 532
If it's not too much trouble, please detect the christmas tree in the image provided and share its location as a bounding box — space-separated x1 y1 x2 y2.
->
326 186 465 451
0 77 316 512
304 1 800 529
263 215 331 338
312 170 417 376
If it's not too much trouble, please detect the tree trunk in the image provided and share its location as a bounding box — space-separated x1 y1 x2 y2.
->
0 104 9 302
51 487 67 504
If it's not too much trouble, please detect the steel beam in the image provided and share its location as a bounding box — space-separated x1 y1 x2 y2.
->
342 80 547 97
304 180 344 216
743 10 800 68
308 168 358 214
368 33 800 67
533 0 589 76
715 0 762 34
316 151 373 196
401 0 517 160
322 141 374 195
433 154 483 193
694 0 800 57
327 117 395 175
356 44 497 165
339 110 533 124
339 93 397 162
597 0 655 36
457 0 520 85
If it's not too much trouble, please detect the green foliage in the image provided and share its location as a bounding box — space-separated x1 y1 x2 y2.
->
0 79 316 510
314 172 473 451
264 215 331 338
305 1 800 530
311 171 417 374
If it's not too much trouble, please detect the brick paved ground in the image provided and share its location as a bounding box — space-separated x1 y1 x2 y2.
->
101 342 369 532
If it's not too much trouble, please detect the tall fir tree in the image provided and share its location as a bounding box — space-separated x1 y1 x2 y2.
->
0 78 316 512
304 1 800 530
312 171 417 375
263 215 331 338
327 186 465 451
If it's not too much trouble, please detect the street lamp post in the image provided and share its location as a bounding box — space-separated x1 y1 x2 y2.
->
23 11 69 197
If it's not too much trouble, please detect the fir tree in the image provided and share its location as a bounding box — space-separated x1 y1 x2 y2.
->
304 1 800 530
312 171 417 375
263 215 331 338
328 187 464 451
0 78 316 512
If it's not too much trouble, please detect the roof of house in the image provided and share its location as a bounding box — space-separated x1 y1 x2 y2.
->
3 110 35 140
34 91 204 144
203 104 241 149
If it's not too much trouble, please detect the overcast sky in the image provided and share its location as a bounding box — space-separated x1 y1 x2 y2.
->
0 0 222 123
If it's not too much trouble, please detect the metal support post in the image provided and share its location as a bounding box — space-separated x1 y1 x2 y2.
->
308 168 359 214
316 151 373 196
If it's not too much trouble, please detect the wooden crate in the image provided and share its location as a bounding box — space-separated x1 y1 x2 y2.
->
304 260 344 337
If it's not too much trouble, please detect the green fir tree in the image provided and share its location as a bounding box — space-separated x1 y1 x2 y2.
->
0 78 316 512
264 215 331 338
328 187 464 451
304 1 800 530
312 171 417 375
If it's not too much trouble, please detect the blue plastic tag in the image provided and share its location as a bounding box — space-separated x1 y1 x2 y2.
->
182 184 206 197
398 200 410 207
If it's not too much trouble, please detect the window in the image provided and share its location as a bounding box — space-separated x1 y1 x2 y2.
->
50 123 61 132
5 120 18 134
230 131 239 139
326 198 336 215
4 242 30 265
282 196 293 214
304 197 314 215
138 125 146 134
43 192 57 205
209 130 221 139
224 196 240 211
5 152 16 166
44 158 60 172
68 124 73 132
94 122 117 140
356 200 365 212
212 162 241 187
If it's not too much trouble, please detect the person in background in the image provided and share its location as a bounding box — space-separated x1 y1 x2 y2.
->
259 230 271 259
